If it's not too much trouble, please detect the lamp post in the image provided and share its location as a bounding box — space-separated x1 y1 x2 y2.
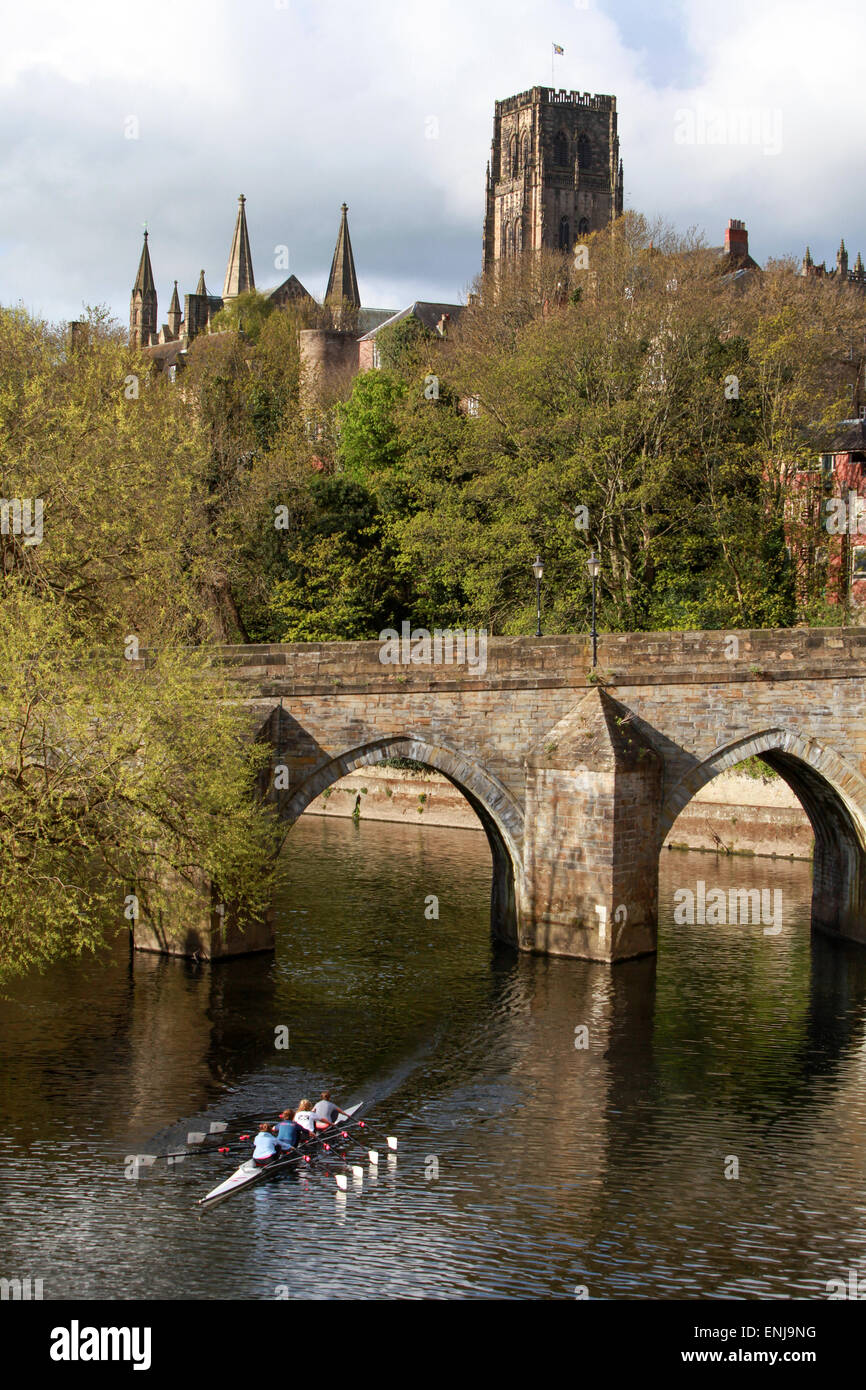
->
587 550 600 668
532 556 544 637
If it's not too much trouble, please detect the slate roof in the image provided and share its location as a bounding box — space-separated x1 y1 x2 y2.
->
358 301 465 341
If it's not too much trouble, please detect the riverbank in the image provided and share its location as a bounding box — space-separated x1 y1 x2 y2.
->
301 766 813 859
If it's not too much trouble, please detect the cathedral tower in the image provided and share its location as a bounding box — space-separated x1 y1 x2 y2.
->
129 230 158 347
482 86 623 271
223 194 255 300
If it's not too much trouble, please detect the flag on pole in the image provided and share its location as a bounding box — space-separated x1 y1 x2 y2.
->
553 43 564 54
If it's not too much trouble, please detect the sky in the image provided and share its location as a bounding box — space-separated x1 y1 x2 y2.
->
1 0 864 327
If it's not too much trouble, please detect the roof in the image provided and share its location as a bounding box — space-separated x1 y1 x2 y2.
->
262 274 314 302
358 301 465 341
142 341 187 368
830 419 866 453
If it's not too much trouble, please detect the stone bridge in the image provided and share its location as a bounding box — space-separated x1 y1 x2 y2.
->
137 627 866 964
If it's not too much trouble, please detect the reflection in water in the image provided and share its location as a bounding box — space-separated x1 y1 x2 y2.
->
1 817 865 1299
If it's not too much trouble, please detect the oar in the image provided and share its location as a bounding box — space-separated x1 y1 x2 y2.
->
322 1124 397 1191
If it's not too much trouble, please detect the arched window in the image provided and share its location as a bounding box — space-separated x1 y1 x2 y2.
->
578 217 590 236
505 222 514 258
522 134 530 170
553 131 568 166
510 135 519 178
577 134 591 169
558 216 571 250
516 221 524 253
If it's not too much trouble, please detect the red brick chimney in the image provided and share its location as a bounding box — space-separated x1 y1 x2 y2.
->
725 218 749 259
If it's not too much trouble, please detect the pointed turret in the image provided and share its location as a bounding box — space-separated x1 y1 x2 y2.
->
222 194 255 300
325 203 361 311
854 252 865 282
167 280 182 337
130 230 158 347
804 245 813 267
196 269 210 296
837 237 849 279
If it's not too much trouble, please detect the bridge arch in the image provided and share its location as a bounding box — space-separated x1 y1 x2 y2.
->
275 736 525 948
660 728 866 945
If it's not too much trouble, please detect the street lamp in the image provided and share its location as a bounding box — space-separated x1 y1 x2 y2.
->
587 550 600 668
532 555 544 636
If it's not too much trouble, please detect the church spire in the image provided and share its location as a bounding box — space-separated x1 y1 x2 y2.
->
196 269 210 296
222 194 255 299
325 203 361 310
129 229 158 347
167 280 181 337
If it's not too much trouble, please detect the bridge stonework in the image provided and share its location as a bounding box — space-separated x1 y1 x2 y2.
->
140 628 866 963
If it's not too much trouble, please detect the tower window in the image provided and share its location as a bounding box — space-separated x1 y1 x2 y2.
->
516 222 523 253
577 134 591 168
578 217 590 236
553 131 568 166
510 135 519 178
522 134 530 170
505 222 514 258
558 217 570 250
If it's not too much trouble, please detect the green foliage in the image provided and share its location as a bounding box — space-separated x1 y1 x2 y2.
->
374 315 436 373
210 290 276 342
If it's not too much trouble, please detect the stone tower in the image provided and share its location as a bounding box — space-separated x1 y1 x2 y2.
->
223 194 255 300
130 230 157 347
325 203 361 311
482 86 623 271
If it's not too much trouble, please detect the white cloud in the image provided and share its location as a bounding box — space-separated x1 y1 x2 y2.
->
0 0 863 325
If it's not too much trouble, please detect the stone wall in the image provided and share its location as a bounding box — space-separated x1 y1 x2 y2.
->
303 767 813 859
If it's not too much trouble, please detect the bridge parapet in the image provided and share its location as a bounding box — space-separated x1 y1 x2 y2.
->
204 628 866 695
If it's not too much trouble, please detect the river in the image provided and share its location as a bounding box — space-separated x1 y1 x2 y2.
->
1 815 865 1300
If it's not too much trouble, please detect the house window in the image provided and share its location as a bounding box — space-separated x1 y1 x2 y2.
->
372 341 381 369
820 453 835 476
853 547 866 578
465 395 480 417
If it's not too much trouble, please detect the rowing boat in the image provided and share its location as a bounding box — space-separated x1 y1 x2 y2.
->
197 1102 364 1209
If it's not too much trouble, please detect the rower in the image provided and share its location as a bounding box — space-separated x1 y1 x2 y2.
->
252 1122 280 1168
293 1099 318 1139
311 1091 345 1128
274 1109 303 1154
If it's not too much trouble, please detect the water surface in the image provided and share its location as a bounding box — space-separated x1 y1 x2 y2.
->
1 817 865 1300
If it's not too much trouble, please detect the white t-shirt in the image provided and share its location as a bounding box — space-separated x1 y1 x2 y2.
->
294 1110 316 1132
